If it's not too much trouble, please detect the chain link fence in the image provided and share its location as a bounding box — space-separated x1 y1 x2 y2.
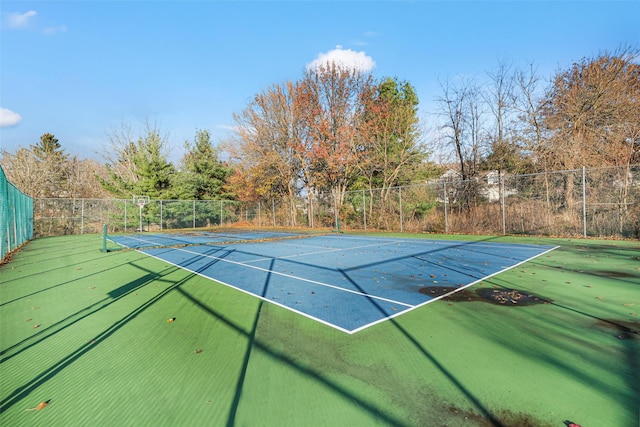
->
33 165 640 239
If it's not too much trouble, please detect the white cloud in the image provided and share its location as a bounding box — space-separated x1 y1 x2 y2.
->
5 10 37 29
307 46 376 73
0 108 23 127
3 10 65 34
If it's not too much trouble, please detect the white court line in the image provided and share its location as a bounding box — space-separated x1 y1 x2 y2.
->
321 234 552 252
111 235 188 248
239 239 404 264
348 245 560 333
162 246 414 309
141 250 356 334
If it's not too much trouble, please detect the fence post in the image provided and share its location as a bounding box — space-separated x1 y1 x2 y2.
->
81 199 85 234
310 196 314 228
582 166 587 238
124 200 128 233
258 200 261 227
272 198 276 227
12 202 17 250
399 186 403 232
501 173 506 235
334 191 338 231
362 189 366 230
443 181 448 233
160 200 163 230
290 198 294 227
192 200 196 229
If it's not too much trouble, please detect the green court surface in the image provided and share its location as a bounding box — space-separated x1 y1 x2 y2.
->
1 233 638 427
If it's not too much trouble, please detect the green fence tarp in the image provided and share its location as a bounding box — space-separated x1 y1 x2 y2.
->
0 166 33 260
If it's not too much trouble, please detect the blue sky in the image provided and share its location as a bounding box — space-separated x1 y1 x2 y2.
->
1 1 638 162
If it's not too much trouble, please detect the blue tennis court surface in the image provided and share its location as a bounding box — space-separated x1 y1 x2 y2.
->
109 233 557 333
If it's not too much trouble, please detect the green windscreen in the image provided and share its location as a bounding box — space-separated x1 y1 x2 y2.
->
0 166 33 261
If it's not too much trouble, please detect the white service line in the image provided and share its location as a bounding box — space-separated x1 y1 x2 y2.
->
116 235 181 248
240 239 404 264
141 250 355 334
168 246 414 308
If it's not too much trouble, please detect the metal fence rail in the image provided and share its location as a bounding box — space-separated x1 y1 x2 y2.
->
33 165 640 239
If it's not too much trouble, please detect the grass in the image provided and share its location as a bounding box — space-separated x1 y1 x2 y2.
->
0 232 638 426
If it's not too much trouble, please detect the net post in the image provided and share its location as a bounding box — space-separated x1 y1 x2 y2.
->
101 224 107 252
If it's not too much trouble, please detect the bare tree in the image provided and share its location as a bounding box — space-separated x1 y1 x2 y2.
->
435 77 485 180
513 62 551 168
64 157 110 198
0 147 44 197
482 59 528 173
1 140 109 199
101 122 142 190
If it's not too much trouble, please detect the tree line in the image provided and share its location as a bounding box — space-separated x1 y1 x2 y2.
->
1 46 638 216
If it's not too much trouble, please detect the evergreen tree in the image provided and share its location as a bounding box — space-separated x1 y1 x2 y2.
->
173 129 233 200
99 124 175 198
30 133 70 197
358 77 427 195
134 128 174 198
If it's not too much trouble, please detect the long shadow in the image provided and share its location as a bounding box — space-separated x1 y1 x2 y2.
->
479 277 639 411
338 267 505 427
0 249 138 287
165 235 550 335
1 247 231 362
0 240 235 386
206 235 514 277
0 264 178 364
169 239 425 425
3 241 107 269
528 259 640 286
226 257 274 427
0 254 150 307
176 285 412 427
0 266 196 413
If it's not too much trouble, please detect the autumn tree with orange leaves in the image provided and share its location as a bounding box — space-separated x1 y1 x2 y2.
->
225 62 429 226
539 46 640 210
298 62 375 208
225 81 311 225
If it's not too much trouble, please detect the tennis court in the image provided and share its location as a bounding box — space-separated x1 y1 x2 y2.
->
108 232 556 333
1 231 638 427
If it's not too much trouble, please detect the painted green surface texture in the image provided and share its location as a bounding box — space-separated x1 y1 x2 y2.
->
1 233 638 426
